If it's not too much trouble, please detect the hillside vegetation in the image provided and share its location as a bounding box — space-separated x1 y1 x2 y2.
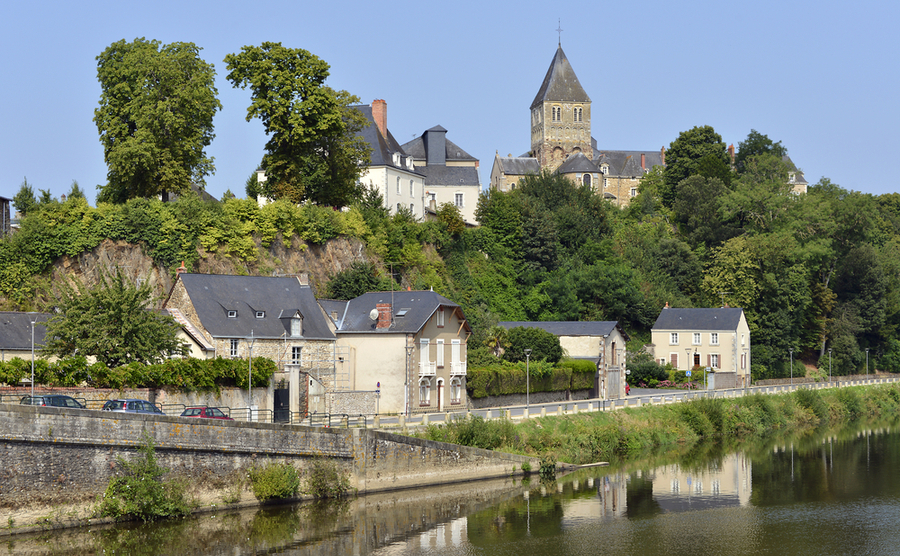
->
7 154 900 382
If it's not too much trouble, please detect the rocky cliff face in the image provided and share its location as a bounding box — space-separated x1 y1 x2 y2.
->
49 236 373 307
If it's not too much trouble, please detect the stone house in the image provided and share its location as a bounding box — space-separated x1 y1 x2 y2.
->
489 154 541 192
0 196 10 237
163 273 337 416
650 305 751 388
401 125 482 225
320 290 471 415
498 320 629 399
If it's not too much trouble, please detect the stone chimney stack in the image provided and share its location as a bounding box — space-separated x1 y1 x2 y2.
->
641 153 646 170
660 146 666 166
372 99 387 139
177 261 187 274
376 303 392 329
298 272 309 286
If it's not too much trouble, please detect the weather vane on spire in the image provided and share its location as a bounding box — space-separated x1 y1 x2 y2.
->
556 19 563 46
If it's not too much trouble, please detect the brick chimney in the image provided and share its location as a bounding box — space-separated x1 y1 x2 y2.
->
376 303 392 329
641 153 645 170
660 146 666 166
177 261 187 274
727 144 736 165
372 99 387 139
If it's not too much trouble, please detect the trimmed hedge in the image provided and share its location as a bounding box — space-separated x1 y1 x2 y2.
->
0 356 276 392
466 358 596 399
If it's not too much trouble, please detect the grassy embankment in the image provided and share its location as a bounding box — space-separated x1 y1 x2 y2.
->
419 384 900 465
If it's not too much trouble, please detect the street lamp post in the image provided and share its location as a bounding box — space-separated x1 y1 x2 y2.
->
789 348 794 386
866 348 869 377
524 349 532 414
29 314 37 398
828 348 833 384
248 331 256 419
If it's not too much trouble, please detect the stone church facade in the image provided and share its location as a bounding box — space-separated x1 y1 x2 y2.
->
491 44 663 208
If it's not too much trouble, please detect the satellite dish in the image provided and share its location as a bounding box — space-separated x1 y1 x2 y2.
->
369 308 379 321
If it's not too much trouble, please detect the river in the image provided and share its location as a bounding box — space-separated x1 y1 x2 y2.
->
7 419 900 556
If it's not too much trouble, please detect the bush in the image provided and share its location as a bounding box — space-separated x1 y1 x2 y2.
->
304 458 351 499
97 433 192 522
248 461 301 501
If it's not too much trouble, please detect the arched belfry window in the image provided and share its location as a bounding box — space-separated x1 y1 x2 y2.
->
583 174 592 187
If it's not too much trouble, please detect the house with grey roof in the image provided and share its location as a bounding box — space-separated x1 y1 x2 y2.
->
0 312 51 364
321 290 471 415
163 272 337 417
354 100 427 219
498 320 629 399
490 153 542 192
401 125 482 225
650 305 751 388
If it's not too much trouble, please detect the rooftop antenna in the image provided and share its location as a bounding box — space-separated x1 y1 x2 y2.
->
556 19 563 46
719 291 731 307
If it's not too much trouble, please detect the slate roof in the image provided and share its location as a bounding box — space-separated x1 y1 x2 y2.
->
783 155 808 185
352 105 421 174
499 321 627 340
653 308 745 331
595 150 664 177
173 274 335 341
557 152 598 174
419 166 481 187
531 45 590 109
401 131 477 163
497 156 541 176
332 290 469 334
0 312 50 350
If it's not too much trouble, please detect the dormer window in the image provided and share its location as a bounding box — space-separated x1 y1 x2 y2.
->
437 307 445 327
255 311 265 319
227 310 238 318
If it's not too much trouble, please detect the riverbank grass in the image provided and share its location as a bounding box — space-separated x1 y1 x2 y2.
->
419 384 900 465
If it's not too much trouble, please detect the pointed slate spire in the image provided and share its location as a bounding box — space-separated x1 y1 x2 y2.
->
530 46 590 109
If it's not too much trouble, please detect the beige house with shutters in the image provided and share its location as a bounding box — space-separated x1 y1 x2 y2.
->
650 306 751 387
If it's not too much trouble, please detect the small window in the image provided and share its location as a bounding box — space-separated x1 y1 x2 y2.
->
255 311 265 319
454 193 464 208
410 179 414 196
711 333 719 345
693 333 701 345
437 307 445 327
229 339 239 357
450 377 462 404
410 203 415 213
583 174 592 187
711 354 720 369
741 334 745 346
630 188 638 197
670 333 679 345
396 177 401 194
227 310 237 318
292 346 302 365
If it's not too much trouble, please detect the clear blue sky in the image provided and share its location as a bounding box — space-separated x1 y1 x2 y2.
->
3 0 898 207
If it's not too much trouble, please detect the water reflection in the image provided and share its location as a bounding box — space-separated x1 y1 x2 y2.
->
7 420 900 556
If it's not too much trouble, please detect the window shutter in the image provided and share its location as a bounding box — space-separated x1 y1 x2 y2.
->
707 354 711 367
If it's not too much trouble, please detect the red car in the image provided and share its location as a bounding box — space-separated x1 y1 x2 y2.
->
180 406 233 420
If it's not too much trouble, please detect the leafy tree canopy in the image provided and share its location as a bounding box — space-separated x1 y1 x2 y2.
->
325 261 394 300
224 42 371 207
503 326 563 364
12 178 37 217
735 129 787 173
43 271 188 367
94 38 221 204
662 125 728 208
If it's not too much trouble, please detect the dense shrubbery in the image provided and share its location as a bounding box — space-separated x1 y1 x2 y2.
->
248 461 301 501
466 358 595 399
0 356 276 391
98 433 193 522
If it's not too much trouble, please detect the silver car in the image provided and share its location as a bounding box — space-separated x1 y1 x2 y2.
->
102 398 164 415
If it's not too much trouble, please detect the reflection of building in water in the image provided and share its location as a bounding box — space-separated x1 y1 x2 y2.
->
649 452 752 512
559 453 752 525
376 516 468 554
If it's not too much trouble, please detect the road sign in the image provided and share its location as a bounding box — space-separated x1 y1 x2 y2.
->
686 370 691 377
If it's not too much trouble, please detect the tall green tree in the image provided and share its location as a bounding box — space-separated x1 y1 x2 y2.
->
12 178 36 216
735 129 787 174
224 42 370 207
43 271 188 368
94 38 221 204
662 125 729 208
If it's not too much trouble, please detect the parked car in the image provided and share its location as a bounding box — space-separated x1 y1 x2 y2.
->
102 399 164 415
180 406 233 420
20 394 86 409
